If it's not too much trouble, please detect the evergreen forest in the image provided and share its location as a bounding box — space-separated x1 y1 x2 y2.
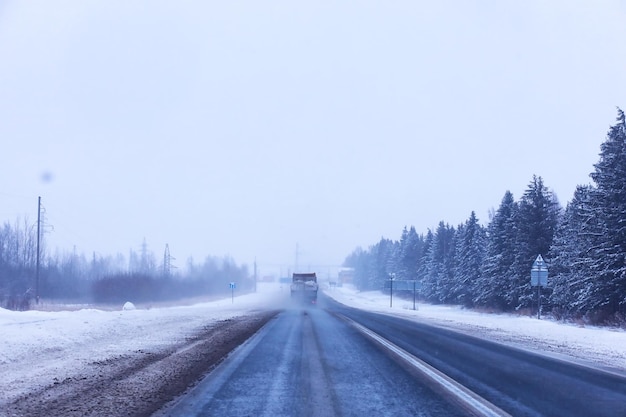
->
344 109 626 326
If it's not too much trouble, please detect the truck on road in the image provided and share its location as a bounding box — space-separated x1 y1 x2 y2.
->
290 272 318 304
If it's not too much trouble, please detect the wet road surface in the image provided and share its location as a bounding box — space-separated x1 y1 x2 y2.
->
160 294 626 417
161 304 465 417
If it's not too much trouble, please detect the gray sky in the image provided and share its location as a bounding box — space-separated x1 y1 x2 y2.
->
1 1 625 277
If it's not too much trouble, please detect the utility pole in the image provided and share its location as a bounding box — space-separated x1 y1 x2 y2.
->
162 244 176 278
35 196 41 304
254 257 257 292
295 243 300 272
140 238 148 274
163 244 171 278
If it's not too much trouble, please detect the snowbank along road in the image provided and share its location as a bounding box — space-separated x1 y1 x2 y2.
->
2 312 278 417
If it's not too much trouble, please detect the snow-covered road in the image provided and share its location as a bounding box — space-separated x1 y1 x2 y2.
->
1 282 625 416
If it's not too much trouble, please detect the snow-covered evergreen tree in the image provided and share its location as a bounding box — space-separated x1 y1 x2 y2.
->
438 223 462 303
422 222 456 303
510 175 561 310
418 229 434 296
343 247 369 290
549 185 598 317
392 227 407 280
452 211 486 307
396 226 423 281
349 237 396 291
475 191 518 310
587 108 626 316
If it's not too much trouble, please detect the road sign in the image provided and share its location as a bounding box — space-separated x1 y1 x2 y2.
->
530 255 548 287
383 280 421 291
230 282 236 304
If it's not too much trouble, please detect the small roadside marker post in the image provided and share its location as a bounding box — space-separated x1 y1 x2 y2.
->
230 282 236 304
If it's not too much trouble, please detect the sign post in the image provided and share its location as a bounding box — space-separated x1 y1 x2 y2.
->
230 282 236 304
389 273 395 308
530 255 548 319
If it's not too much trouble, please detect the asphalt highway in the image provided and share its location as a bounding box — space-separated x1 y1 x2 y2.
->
160 293 626 417
331 296 626 417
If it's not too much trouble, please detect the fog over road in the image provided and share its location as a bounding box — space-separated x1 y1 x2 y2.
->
158 294 626 417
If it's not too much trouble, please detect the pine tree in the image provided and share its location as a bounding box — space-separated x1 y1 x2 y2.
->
549 185 598 317
395 226 410 280
587 108 626 316
510 175 561 310
343 247 369 290
364 237 396 291
418 229 434 298
439 223 462 303
453 211 486 307
396 226 423 281
423 222 456 303
475 191 518 310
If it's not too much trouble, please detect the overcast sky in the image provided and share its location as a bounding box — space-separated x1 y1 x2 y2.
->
1 1 625 277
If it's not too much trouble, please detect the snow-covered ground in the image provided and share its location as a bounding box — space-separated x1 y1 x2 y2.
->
0 283 291 408
324 284 626 375
1 282 625 411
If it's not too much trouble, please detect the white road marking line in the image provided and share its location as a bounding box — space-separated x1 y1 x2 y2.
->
343 316 512 417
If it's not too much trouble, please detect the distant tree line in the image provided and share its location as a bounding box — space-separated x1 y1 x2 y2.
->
0 226 252 309
344 109 626 326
